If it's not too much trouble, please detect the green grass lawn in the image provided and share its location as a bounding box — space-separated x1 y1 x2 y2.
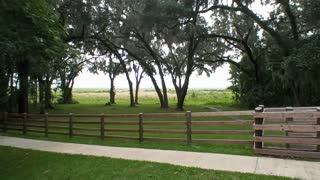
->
0 146 293 180
2 89 256 156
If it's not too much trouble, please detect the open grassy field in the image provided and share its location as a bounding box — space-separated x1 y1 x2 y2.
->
0 146 293 180
2 89 256 156
46 88 245 114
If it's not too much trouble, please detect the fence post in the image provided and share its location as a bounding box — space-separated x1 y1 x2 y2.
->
186 111 192 146
23 113 27 135
44 113 48 137
254 106 264 150
317 108 320 151
69 113 73 138
3 112 7 132
139 113 144 143
285 107 293 148
100 114 105 140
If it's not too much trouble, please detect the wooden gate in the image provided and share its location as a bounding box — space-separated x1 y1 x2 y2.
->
253 106 320 158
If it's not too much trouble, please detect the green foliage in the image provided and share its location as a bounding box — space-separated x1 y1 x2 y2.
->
228 0 320 107
0 0 64 111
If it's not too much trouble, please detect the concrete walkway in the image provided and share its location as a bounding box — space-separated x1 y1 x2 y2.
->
0 136 319 180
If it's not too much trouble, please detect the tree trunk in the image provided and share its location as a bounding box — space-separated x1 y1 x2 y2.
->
8 70 15 112
17 60 29 113
134 70 143 105
114 51 135 107
109 78 115 104
134 81 140 104
149 74 166 108
0 66 9 111
134 83 139 104
44 76 54 109
61 78 75 104
176 78 190 111
32 78 38 107
171 77 181 108
38 77 45 114
128 80 135 107
155 62 169 108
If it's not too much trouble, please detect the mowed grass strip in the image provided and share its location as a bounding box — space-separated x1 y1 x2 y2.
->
0 146 294 180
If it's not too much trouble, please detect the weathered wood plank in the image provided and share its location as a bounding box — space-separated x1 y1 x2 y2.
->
186 111 192 145
254 148 320 158
192 120 253 126
192 111 253 117
48 125 69 129
143 113 185 118
26 124 45 128
44 113 48 137
287 144 318 151
143 137 186 142
139 113 144 142
47 120 69 124
104 135 139 141
143 121 186 125
100 114 105 140
105 114 139 118
25 119 45 123
6 117 23 121
72 121 100 124
23 113 27 135
287 132 317 138
254 124 320 132
27 129 45 134
4 127 23 131
255 136 320 145
254 112 320 118
73 127 100 131
48 131 69 135
143 129 186 134
73 133 100 138
105 121 139 125
47 114 69 117
105 128 139 133
193 139 253 145
4 122 23 126
69 113 73 138
192 130 254 135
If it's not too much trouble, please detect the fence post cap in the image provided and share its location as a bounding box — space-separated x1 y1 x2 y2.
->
255 107 263 112
285 107 293 111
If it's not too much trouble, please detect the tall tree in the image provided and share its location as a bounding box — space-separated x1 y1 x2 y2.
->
0 0 64 113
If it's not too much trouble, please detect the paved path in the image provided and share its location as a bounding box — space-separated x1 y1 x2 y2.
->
0 136 319 180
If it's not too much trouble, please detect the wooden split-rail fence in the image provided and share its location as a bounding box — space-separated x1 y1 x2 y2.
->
0 106 319 159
